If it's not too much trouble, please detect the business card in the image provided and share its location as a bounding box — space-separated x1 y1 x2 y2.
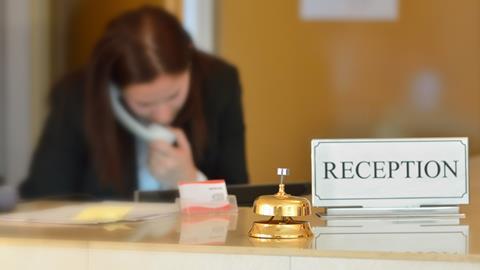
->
178 180 230 213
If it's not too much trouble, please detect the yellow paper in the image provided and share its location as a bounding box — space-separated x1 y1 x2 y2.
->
73 206 133 223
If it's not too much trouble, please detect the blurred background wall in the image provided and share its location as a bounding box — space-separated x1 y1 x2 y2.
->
218 0 480 183
2 0 478 185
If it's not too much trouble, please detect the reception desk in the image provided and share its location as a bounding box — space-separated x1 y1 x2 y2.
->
0 157 479 270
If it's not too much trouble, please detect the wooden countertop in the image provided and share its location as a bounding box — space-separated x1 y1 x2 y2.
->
0 157 479 263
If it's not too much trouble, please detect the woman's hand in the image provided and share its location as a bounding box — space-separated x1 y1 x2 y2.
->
148 128 197 187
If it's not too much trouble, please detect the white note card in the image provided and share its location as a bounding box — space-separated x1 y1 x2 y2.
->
178 180 228 203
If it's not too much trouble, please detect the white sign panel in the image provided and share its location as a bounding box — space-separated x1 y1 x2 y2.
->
311 138 469 207
300 0 398 21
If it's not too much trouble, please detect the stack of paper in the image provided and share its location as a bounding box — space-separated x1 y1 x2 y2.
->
0 201 179 225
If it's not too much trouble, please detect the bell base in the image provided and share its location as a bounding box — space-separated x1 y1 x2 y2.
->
249 236 313 248
248 220 313 239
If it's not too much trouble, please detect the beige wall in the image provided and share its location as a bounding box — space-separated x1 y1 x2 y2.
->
218 0 480 184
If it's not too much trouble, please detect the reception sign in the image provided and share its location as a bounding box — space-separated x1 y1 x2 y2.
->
311 138 469 207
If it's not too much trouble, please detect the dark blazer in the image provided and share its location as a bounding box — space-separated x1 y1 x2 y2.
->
20 53 248 199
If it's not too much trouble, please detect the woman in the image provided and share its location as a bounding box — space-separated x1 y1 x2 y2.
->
21 6 248 199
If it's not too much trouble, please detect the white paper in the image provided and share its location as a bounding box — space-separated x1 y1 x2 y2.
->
0 201 179 225
178 180 228 204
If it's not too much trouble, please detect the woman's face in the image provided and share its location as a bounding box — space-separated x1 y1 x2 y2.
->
123 70 190 126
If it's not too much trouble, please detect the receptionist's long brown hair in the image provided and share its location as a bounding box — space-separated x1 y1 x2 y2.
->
84 6 207 192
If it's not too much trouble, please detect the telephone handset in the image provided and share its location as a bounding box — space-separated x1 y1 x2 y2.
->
109 83 176 144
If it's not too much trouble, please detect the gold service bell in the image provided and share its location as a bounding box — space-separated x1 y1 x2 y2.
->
248 168 313 239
